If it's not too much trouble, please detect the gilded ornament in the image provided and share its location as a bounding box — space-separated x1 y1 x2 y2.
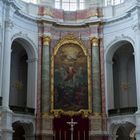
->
51 34 92 118
93 112 101 117
91 37 99 47
44 8 53 17
120 83 129 91
42 112 49 118
43 36 51 46
14 80 23 91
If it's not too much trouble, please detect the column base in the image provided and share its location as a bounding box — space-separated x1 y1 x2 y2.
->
25 135 35 140
1 107 13 140
90 136 109 140
90 131 109 140
89 115 102 131
136 130 140 140
38 116 54 140
40 132 54 140
89 115 109 140
1 129 13 140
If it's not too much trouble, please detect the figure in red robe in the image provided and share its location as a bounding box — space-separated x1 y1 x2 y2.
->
64 65 76 81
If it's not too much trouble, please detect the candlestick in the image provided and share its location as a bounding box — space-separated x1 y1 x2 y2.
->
64 131 66 140
78 131 80 140
54 131 56 140
59 130 61 140
84 130 85 140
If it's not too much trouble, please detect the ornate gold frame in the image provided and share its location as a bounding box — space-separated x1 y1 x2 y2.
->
51 34 92 117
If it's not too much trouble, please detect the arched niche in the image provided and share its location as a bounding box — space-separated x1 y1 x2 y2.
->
105 40 137 115
110 122 136 140
116 123 136 140
10 42 28 108
10 38 37 114
12 121 34 140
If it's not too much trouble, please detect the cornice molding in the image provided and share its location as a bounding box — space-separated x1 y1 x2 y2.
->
1 0 20 11
104 5 140 25
2 0 140 28
15 10 37 23
104 12 131 25
37 16 102 27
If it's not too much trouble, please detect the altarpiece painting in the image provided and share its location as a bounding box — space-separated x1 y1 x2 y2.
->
51 35 92 117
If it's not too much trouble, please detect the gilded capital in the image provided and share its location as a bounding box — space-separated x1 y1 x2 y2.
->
93 112 101 117
43 36 51 46
91 37 99 47
42 112 49 117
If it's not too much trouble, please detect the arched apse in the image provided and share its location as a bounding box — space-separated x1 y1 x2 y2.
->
105 40 137 115
12 121 34 140
10 38 38 113
110 122 136 140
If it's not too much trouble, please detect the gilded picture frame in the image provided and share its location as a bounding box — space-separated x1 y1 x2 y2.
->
51 34 92 117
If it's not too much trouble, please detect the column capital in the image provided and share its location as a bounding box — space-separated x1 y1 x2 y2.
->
90 37 99 47
43 36 51 46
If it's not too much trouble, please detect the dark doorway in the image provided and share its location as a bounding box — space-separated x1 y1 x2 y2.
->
13 123 25 140
53 115 89 140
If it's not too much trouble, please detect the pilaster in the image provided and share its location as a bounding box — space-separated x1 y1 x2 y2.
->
133 23 140 140
2 19 13 109
1 3 15 139
132 23 140 110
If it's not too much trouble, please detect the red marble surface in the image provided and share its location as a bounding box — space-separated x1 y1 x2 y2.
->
53 8 63 19
77 10 89 19
100 38 107 131
38 5 99 20
38 6 45 16
36 36 43 133
64 11 76 20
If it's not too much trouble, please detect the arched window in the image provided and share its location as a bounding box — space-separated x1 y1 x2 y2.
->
55 0 85 11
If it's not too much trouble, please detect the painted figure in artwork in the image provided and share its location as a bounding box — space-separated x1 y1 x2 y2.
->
54 43 88 111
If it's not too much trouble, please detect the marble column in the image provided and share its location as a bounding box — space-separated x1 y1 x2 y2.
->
41 36 51 115
90 37 102 140
1 19 13 140
91 37 101 114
